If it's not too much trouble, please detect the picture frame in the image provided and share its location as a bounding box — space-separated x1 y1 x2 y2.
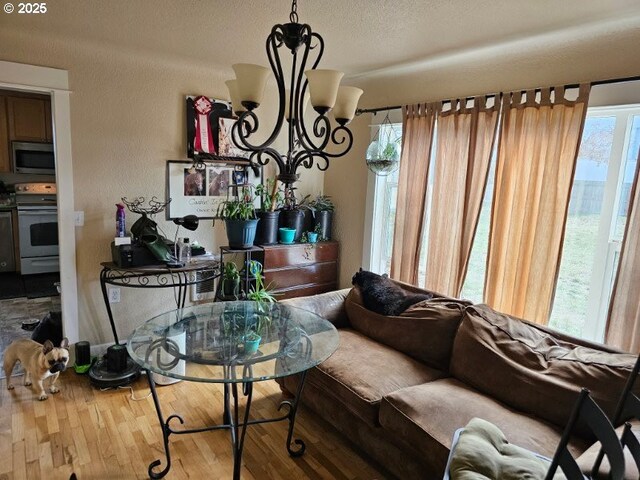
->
185 96 233 158
166 160 262 219
218 117 251 159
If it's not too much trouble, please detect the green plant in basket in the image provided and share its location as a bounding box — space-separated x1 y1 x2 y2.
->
215 186 257 220
308 194 335 212
255 178 284 212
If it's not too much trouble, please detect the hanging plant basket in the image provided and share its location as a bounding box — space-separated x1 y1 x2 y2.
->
366 112 401 176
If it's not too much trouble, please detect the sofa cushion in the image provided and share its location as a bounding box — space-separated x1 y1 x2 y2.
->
450 304 640 436
344 287 470 370
379 378 589 477
302 328 447 427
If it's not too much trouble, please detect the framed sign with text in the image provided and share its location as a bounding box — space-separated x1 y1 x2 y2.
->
166 160 261 219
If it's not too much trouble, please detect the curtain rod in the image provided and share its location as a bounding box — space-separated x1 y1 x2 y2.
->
354 74 640 116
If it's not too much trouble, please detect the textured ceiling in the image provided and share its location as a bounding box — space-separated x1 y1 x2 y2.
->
2 0 640 80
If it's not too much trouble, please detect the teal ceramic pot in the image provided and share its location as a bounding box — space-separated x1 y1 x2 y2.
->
243 335 261 356
307 232 318 243
225 219 259 249
279 209 305 241
278 227 296 244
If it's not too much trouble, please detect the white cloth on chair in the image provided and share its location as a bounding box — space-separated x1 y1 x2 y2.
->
444 418 568 480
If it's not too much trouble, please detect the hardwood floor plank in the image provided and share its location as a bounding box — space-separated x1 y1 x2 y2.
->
11 440 25 480
0 371 387 479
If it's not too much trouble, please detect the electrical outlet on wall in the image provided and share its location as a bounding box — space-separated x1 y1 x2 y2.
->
74 211 84 226
108 287 121 303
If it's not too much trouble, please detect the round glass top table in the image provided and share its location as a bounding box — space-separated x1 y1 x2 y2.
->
127 301 339 480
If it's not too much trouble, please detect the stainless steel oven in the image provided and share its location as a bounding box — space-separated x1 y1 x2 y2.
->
12 141 55 175
15 183 59 274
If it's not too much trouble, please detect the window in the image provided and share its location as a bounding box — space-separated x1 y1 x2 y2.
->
368 123 402 275
553 108 640 341
366 102 640 343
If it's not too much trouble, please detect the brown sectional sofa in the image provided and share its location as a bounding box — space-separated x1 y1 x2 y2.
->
280 284 640 479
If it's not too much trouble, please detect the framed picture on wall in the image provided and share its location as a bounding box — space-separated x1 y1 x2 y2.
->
166 160 261 219
185 96 234 158
218 117 251 159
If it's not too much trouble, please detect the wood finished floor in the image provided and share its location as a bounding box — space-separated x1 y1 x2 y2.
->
0 370 386 480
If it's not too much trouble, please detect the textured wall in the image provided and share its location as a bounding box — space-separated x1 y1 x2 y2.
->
0 30 323 345
323 115 370 288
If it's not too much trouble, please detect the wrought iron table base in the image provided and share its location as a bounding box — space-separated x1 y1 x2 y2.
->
145 369 308 480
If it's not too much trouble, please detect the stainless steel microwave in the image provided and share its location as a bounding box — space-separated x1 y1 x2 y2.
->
12 141 55 175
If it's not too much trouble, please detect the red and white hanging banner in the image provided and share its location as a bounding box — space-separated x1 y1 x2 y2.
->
193 96 215 153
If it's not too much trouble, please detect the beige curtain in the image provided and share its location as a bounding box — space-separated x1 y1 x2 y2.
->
484 85 590 325
425 96 500 296
390 103 437 284
605 146 640 353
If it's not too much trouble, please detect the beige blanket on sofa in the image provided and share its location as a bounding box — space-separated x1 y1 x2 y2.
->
449 418 567 480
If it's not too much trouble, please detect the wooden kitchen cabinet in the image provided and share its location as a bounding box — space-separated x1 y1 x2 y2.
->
7 95 53 142
0 96 9 172
261 241 339 300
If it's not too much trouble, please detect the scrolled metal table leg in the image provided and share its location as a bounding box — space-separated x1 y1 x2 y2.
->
146 369 183 479
279 370 308 457
100 268 120 344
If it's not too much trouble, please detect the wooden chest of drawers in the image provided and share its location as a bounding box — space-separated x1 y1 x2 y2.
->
261 241 339 300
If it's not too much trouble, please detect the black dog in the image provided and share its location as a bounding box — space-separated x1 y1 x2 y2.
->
351 269 433 316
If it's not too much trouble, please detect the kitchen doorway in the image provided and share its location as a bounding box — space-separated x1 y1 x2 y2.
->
0 62 78 358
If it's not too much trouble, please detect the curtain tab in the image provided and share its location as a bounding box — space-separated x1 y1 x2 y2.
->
553 85 565 104
525 89 538 107
577 83 591 103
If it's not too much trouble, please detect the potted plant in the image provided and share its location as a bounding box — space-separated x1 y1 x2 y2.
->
279 187 309 242
243 330 261 356
216 186 259 249
254 178 284 245
300 226 320 244
245 261 276 352
219 261 241 299
308 194 335 240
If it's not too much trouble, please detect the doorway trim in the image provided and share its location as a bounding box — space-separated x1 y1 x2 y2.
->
0 61 79 343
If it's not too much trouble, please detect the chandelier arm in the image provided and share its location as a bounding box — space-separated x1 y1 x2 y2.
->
253 147 286 173
294 30 328 153
323 125 354 158
312 115 331 151
233 26 287 152
231 114 258 152
293 149 330 172
287 50 298 158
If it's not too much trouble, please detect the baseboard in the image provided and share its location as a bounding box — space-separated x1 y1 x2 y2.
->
90 342 112 357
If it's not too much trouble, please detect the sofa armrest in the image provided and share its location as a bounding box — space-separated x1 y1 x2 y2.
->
281 288 351 328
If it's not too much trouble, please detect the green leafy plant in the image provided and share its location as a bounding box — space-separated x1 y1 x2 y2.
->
308 194 335 212
255 178 284 212
244 331 261 341
246 260 277 334
282 186 310 211
220 261 241 299
382 142 400 161
215 186 257 220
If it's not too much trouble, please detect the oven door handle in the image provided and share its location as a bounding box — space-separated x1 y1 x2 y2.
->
18 210 58 216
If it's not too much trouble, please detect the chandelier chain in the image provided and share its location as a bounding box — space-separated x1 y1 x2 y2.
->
290 0 298 23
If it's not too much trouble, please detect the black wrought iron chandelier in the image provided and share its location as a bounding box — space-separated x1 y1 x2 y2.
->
226 0 363 186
